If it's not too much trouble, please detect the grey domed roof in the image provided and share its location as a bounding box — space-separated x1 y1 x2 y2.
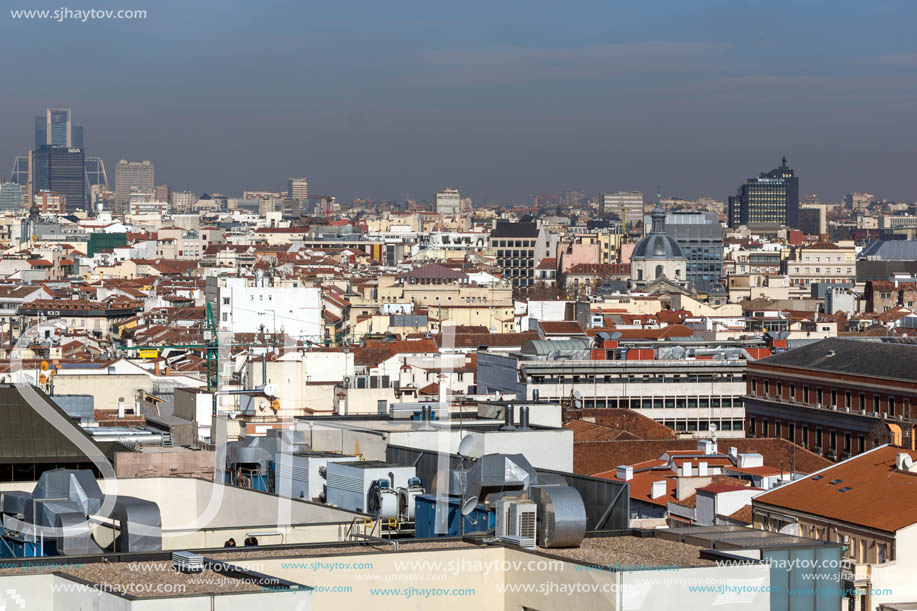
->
708 282 727 295
631 206 685 260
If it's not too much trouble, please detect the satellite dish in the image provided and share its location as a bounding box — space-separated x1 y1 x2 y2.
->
461 496 479 516
263 383 278 398
457 435 475 458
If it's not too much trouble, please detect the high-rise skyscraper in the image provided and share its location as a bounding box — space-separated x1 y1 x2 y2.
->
288 177 309 200
32 145 85 212
114 160 155 205
35 108 83 148
727 157 799 228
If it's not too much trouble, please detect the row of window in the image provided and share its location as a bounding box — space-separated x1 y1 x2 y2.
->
579 397 744 410
749 416 865 456
492 240 535 248
533 373 743 384
750 377 911 418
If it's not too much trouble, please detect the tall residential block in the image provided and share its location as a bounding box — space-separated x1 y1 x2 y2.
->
114 160 155 205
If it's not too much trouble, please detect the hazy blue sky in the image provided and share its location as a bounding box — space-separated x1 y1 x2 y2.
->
3 0 917 203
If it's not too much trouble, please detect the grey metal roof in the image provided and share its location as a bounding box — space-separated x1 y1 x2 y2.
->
755 337 917 383
0 385 124 463
520 338 591 355
859 240 917 261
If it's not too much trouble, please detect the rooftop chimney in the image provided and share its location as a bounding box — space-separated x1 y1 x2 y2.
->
616 465 634 481
500 404 516 431
651 480 667 499
518 405 532 431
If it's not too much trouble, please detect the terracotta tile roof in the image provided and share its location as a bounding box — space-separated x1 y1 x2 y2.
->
753 445 917 533
727 505 754 524
563 420 629 442
353 338 438 367
565 410 677 441
539 321 585 335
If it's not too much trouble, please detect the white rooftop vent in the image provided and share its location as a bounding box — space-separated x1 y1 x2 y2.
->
681 461 693 477
896 453 916 472
698 462 708 476
651 480 667 499
616 465 634 481
698 439 716 455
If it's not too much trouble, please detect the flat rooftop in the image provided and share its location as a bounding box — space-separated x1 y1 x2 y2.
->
544 536 715 569
0 557 299 598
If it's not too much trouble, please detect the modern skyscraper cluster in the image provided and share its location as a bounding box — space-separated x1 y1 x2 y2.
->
8 108 108 212
728 157 799 229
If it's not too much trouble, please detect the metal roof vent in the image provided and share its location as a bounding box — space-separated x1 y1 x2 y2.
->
172 551 204 574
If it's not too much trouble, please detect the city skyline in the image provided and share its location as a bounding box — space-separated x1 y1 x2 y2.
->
2 1 917 203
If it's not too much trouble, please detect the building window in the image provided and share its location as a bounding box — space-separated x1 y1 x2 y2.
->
764 380 770 397
859 392 866 411
816 427 823 451
751 379 757 394
775 421 782 439
831 389 837 407
845 391 851 409
858 434 865 454
762 418 769 437
777 382 783 398
749 416 756 437
830 430 837 451
874 395 881 415
801 424 809 447
804 386 810 403
889 397 896 417
790 383 796 400
817 388 823 406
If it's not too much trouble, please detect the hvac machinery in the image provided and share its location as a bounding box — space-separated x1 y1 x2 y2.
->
0 469 162 557
225 429 310 492
274 451 359 501
420 452 587 548
325 461 424 524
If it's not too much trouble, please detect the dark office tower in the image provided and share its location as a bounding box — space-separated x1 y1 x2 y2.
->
32 145 86 212
34 116 46 149
727 157 799 229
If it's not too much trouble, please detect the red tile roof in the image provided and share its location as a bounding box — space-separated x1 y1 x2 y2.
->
753 446 917 533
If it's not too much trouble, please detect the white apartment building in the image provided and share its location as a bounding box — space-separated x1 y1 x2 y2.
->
206 276 323 342
435 187 461 215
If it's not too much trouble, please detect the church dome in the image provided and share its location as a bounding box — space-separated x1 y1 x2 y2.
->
631 206 684 260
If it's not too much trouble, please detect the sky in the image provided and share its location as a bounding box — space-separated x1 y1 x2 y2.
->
2 0 917 204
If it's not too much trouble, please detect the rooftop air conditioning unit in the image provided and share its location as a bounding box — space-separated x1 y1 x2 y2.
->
496 498 537 550
172 551 204 574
